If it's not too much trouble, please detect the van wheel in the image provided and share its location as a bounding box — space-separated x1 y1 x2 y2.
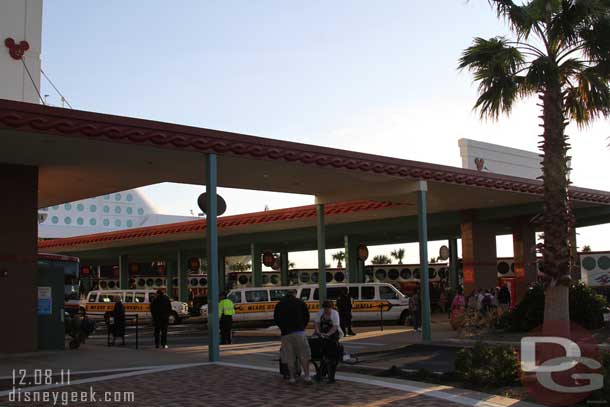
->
169 311 179 325
399 310 410 325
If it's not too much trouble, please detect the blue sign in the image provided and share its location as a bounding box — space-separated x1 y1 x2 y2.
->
37 286 52 315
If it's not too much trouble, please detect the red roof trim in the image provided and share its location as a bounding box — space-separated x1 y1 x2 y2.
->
37 201 402 250
2 99 609 204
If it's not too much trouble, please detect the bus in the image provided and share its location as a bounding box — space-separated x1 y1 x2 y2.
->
38 253 82 315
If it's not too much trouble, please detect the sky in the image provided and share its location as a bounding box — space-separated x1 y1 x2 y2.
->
39 1 610 267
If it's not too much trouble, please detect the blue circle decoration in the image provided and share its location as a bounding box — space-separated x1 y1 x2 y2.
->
127 194 133 202
127 207 133 215
115 206 121 214
77 204 84 212
598 256 610 270
64 217 72 224
138 208 144 215
115 193 121 201
103 205 110 213
583 256 597 271
51 216 59 224
89 218 97 226
126 220 133 227
64 203 72 211
90 204 97 212
115 219 121 227
77 217 84 225
103 219 110 226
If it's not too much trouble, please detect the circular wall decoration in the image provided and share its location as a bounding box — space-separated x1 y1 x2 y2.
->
262 251 275 268
108 281 116 289
375 269 387 281
388 269 399 280
127 207 133 214
126 220 133 227
127 194 133 202
51 216 59 224
413 269 420 279
77 203 84 212
64 203 72 211
77 217 84 225
271 275 280 284
137 279 145 287
300 272 310 283
103 219 110 226
400 268 412 280
115 193 121 201
190 278 199 286
199 278 207 286
90 204 97 212
334 272 345 282
262 275 270 285
326 272 333 283
115 219 121 227
138 208 144 215
598 256 610 270
146 278 154 287
64 217 72 224
103 205 110 213
497 261 511 275
155 278 163 287
89 218 96 226
238 275 249 285
311 272 319 283
115 206 122 214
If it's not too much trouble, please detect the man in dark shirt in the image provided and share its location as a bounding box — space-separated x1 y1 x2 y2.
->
150 289 172 349
273 289 312 384
336 288 356 336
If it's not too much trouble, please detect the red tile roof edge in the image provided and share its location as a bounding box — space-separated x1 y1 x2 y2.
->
37 200 402 250
2 99 609 204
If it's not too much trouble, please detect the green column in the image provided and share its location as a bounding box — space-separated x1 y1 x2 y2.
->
316 204 327 302
280 249 289 286
219 254 226 294
166 259 176 299
344 235 358 283
251 243 262 287
119 255 129 289
417 181 432 342
449 238 459 292
178 251 189 303
206 153 220 362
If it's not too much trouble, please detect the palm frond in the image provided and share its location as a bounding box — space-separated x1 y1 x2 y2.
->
550 0 610 47
579 13 610 63
488 0 543 38
564 65 610 126
459 37 528 119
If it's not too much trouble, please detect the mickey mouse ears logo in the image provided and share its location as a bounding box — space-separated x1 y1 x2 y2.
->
474 157 485 171
4 38 30 60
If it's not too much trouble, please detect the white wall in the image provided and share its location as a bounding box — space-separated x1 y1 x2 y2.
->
0 0 43 103
458 138 542 180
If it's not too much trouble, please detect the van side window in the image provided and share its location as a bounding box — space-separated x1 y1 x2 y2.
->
349 287 359 300
88 292 97 302
361 286 375 300
148 293 156 303
228 292 242 304
245 290 269 303
379 286 398 300
125 292 134 303
134 293 146 303
300 288 311 301
270 290 289 301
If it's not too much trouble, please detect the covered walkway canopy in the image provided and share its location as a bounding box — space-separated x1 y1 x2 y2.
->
2 99 610 355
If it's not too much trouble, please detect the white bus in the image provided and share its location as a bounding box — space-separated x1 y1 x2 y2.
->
85 289 189 324
201 283 410 325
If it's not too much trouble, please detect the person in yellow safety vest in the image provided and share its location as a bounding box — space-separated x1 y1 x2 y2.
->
219 291 236 344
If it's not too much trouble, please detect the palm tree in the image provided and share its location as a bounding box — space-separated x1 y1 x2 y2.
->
332 251 346 268
371 255 392 265
459 0 610 327
391 248 406 264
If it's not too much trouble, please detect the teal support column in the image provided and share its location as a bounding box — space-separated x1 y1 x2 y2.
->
206 153 220 362
119 255 129 289
166 260 175 298
251 244 262 287
449 238 459 292
219 255 226 294
344 235 358 283
316 204 327 302
417 181 432 341
177 251 189 303
280 249 289 286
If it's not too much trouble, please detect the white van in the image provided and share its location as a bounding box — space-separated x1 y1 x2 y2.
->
85 290 189 325
201 283 410 324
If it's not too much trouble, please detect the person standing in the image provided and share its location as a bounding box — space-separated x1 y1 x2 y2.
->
273 289 312 385
218 291 235 345
110 297 126 346
410 288 421 332
150 289 172 349
336 288 355 336
498 284 511 313
449 287 466 330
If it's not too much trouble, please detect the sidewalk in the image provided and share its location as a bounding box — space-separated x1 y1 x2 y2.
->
0 320 544 407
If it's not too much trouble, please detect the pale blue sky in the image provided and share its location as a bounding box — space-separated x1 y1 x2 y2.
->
39 1 610 266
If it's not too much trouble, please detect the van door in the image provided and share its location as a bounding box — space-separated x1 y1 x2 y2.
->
356 285 379 321
243 289 270 322
227 291 244 322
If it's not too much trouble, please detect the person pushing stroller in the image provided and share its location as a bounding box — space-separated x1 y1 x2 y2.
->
311 300 344 384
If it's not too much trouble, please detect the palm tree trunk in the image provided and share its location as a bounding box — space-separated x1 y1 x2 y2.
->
540 84 572 331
